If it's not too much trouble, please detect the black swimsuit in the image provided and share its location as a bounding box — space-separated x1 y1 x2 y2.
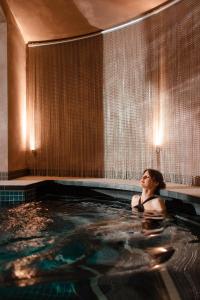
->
134 196 157 212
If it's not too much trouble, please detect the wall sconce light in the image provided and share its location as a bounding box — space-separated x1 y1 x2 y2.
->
154 132 162 170
154 128 163 149
155 145 161 154
31 149 37 156
30 131 36 152
155 144 161 170
154 125 163 155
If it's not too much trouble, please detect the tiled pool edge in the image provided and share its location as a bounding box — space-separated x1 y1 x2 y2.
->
0 181 50 204
0 179 200 204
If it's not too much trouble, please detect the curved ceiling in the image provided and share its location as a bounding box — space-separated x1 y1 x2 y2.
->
1 0 169 43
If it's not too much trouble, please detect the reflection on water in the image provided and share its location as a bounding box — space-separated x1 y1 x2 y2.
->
0 202 53 238
0 197 199 299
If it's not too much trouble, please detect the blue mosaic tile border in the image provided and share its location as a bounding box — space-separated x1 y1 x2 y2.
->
0 181 49 205
0 190 25 202
0 188 37 204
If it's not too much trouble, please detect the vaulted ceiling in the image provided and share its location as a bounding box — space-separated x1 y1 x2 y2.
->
0 0 168 43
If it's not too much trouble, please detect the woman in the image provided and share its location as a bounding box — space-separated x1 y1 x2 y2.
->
131 169 166 213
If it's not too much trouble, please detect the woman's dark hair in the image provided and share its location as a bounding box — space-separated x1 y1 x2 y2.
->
143 168 166 193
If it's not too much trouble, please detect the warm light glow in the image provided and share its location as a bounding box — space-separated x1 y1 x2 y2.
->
30 119 36 151
154 93 164 147
154 48 166 147
13 256 38 281
29 102 36 150
21 96 27 148
156 247 167 253
152 264 160 269
155 127 163 146
30 132 36 151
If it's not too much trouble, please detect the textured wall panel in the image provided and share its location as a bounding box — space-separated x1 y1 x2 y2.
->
0 18 8 172
27 37 104 177
103 0 200 183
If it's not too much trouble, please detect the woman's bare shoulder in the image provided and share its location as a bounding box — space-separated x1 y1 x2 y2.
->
131 194 140 208
151 197 166 212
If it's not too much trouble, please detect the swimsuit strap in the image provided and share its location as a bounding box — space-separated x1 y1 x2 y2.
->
134 195 157 212
141 195 157 205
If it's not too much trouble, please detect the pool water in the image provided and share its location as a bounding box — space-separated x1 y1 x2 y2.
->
0 188 199 300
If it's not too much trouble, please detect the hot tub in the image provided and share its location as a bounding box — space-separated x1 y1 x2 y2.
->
0 185 199 300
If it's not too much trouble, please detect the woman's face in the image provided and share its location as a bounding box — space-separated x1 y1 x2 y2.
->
140 171 158 190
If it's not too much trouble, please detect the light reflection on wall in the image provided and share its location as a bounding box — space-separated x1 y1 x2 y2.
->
154 95 164 147
29 98 36 151
153 92 165 170
154 47 165 149
29 129 36 151
21 95 27 149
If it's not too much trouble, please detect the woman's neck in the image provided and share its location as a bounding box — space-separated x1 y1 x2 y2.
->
141 189 155 201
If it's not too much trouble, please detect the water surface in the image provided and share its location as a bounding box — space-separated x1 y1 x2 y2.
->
0 192 199 299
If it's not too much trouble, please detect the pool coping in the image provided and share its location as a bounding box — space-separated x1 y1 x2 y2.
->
0 177 200 204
